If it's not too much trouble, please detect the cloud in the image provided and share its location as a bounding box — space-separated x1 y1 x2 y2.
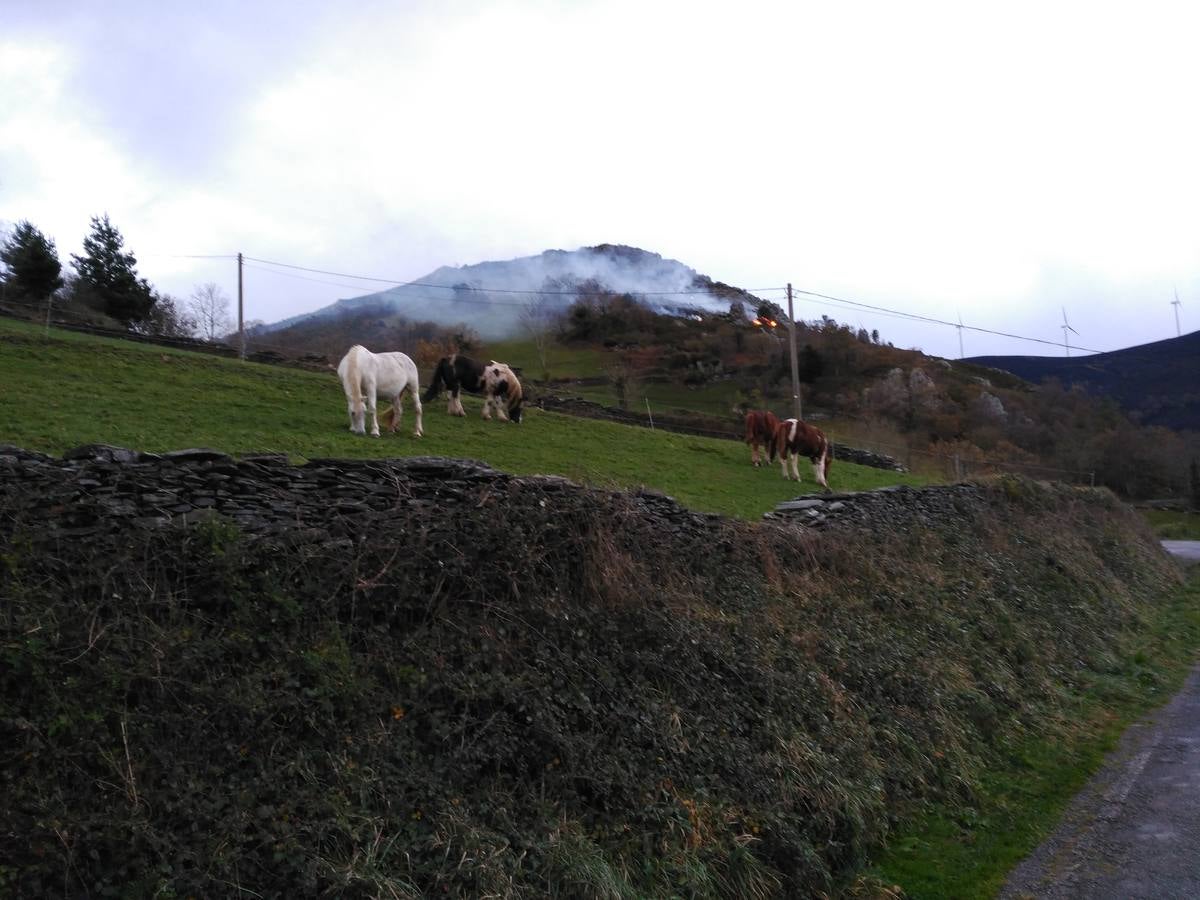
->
2 0 1199 356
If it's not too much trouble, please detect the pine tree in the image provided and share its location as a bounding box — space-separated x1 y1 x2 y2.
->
0 220 64 302
71 214 156 326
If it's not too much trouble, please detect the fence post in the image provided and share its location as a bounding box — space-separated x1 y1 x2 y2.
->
645 397 654 430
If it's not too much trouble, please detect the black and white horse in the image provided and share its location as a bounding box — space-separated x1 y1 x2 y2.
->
423 354 524 423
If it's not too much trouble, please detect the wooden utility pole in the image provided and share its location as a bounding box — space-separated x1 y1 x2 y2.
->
237 252 245 359
786 283 802 421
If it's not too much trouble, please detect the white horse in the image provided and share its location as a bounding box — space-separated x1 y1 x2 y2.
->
336 345 424 438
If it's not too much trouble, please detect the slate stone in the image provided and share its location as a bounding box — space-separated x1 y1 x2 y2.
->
778 498 825 511
161 449 233 464
64 444 140 464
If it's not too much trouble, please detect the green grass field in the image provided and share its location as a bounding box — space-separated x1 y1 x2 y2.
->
1141 508 1200 540
0 318 927 519
870 574 1200 899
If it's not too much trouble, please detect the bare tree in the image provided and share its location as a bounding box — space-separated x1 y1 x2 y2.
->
188 282 231 342
520 294 556 381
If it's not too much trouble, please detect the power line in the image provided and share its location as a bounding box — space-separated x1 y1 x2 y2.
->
143 249 1122 355
143 253 238 260
242 254 786 297
241 262 574 308
789 287 1105 354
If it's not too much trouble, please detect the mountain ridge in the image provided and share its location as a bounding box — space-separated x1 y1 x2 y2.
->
260 244 760 339
966 329 1200 430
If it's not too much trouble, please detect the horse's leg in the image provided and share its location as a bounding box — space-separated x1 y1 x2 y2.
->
791 453 801 482
410 384 423 437
779 450 790 479
812 454 829 490
481 394 493 420
388 391 402 433
366 378 381 437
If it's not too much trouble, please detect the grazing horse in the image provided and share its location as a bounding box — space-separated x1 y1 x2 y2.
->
770 417 832 489
481 362 524 423
423 353 487 416
424 353 523 423
336 344 424 438
744 410 781 467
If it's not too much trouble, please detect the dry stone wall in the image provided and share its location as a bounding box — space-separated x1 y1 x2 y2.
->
766 482 992 530
0 443 723 548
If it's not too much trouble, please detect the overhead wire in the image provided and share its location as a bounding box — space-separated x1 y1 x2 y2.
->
242 254 787 297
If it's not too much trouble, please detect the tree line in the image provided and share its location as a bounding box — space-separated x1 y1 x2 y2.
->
0 216 232 340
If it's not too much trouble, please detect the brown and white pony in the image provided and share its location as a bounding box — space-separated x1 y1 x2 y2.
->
770 417 832 489
744 410 781 467
481 362 524 423
423 353 524 423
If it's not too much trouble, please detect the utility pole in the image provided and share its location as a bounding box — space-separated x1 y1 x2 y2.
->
1172 288 1183 337
787 283 802 421
237 251 245 359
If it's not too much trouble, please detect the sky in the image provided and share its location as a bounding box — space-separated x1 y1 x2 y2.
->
2 0 1198 359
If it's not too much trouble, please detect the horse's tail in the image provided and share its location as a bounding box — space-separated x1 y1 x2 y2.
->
341 345 364 416
422 357 449 402
744 411 758 445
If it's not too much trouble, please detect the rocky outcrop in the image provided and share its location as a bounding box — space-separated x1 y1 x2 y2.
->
768 482 996 530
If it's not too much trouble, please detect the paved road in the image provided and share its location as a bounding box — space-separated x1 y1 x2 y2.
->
1001 542 1200 899
1162 540 1200 566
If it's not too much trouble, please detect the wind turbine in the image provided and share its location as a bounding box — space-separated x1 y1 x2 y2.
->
956 310 965 359
1060 307 1078 357
1172 288 1183 337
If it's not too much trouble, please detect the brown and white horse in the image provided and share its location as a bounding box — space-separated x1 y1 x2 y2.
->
770 417 832 489
481 362 524 423
423 353 524 423
744 410 781 467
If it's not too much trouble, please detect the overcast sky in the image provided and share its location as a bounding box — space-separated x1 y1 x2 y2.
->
3 0 1197 358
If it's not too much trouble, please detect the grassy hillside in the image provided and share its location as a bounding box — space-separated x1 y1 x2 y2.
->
0 318 925 519
1 448 1188 898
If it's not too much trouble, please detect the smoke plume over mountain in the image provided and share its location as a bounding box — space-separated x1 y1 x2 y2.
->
260 245 759 339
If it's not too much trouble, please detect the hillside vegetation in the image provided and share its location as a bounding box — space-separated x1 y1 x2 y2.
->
968 329 1200 431
245 286 1199 500
0 318 924 520
1 443 1189 898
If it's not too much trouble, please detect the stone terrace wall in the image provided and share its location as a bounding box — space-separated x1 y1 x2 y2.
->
0 444 720 546
766 482 995 531
0 444 969 552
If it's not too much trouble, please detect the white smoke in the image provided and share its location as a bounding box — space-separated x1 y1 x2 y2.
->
262 245 753 338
